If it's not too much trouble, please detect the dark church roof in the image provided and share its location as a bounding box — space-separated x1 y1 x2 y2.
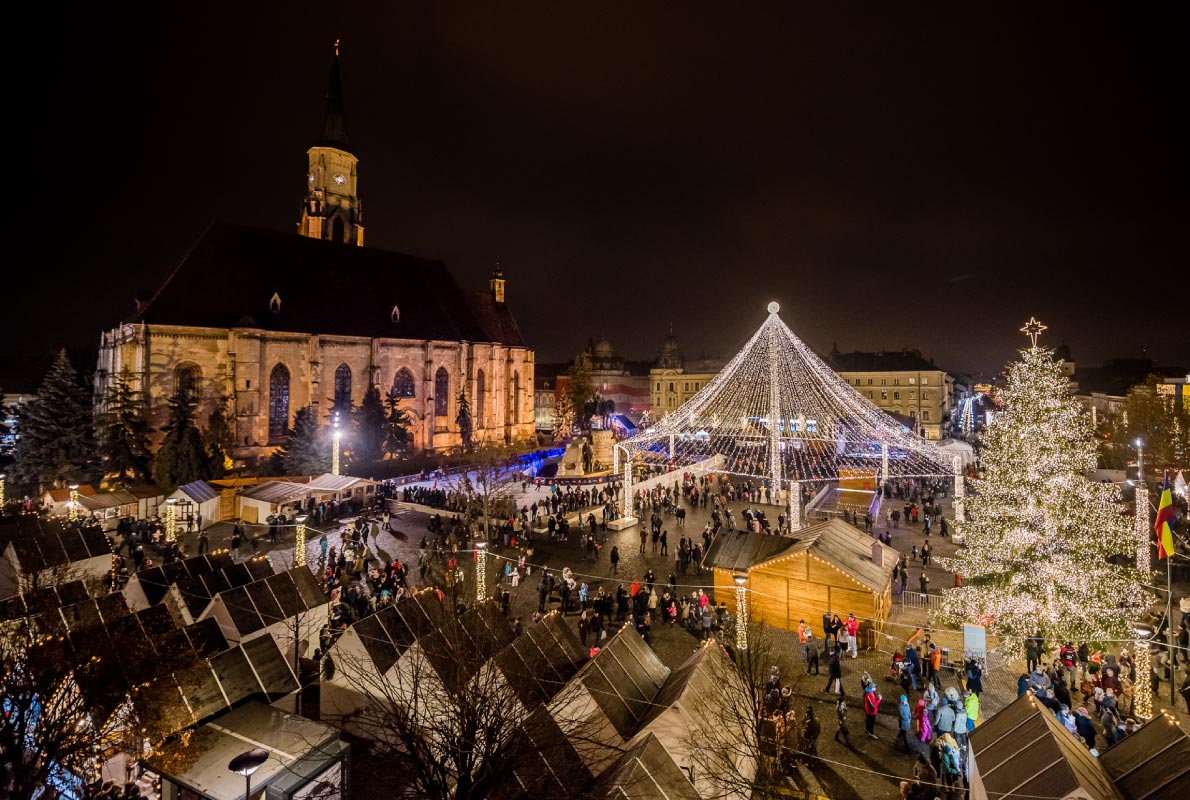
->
132 222 525 347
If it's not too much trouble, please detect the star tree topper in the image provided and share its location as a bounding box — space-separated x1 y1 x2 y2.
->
1020 316 1047 348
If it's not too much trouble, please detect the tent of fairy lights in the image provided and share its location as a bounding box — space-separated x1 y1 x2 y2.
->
615 302 956 517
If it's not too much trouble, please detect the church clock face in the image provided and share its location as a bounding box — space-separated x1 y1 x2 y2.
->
333 173 346 186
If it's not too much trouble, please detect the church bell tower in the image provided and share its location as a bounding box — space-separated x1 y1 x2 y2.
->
299 41 364 246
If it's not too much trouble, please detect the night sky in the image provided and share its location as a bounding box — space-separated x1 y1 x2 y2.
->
10 2 1188 379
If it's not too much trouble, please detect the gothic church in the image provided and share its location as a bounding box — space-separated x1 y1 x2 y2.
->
95 47 535 463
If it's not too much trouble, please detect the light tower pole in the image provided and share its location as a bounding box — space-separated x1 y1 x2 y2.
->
164 498 177 543
294 515 308 567
952 456 965 523
733 573 749 651
1135 439 1149 574
68 484 80 522
332 411 342 476
474 540 488 602
766 302 782 507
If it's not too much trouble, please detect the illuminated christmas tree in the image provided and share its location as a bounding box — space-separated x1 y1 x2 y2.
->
938 321 1148 645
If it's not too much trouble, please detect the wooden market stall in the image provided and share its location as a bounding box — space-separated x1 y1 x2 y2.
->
703 518 899 642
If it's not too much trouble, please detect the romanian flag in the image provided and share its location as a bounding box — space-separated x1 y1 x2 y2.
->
1155 474 1176 560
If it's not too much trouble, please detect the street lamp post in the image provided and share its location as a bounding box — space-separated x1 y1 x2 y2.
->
294 515 308 567
68 484 80 522
228 748 269 800
164 498 178 543
0 473 6 509
733 573 748 651
474 540 487 602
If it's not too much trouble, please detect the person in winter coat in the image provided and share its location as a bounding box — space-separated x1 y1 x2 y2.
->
935 699 956 737
964 658 983 696
845 614 860 657
897 695 913 752
863 685 882 739
1074 707 1097 749
963 690 980 731
805 631 821 675
825 648 843 694
803 706 822 756
835 690 853 747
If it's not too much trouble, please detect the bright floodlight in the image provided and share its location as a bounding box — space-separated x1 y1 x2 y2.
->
767 301 780 314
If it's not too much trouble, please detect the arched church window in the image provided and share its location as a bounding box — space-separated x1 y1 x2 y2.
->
269 364 291 442
176 364 201 402
333 364 352 409
393 368 415 398
476 369 485 425
511 371 521 421
434 368 449 417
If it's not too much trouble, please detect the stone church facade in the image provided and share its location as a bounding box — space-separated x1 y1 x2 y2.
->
94 48 534 464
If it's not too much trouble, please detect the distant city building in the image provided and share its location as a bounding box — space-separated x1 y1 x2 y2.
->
93 49 534 463
828 347 956 440
1058 346 1188 425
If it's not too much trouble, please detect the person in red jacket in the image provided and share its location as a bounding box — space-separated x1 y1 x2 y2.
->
863 684 882 739
846 614 860 658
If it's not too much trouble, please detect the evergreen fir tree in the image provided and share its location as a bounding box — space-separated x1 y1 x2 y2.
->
938 343 1148 646
384 388 413 457
11 349 98 490
202 395 234 478
354 384 387 464
97 368 151 485
456 388 473 452
279 405 329 475
566 359 593 430
152 390 210 491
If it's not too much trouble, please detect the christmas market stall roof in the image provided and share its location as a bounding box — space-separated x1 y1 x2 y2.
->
143 700 348 800
199 565 326 642
237 480 312 506
969 693 1122 800
703 518 898 592
0 515 114 596
122 551 275 622
586 732 701 800
490 610 589 710
616 303 954 486
133 221 524 346
304 473 378 493
1099 710 1190 800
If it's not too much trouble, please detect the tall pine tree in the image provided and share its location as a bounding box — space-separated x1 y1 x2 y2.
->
354 384 387 464
938 344 1148 646
97 368 151 485
153 390 210 491
455 388 473 452
384 388 413 457
12 349 98 490
279 405 329 475
203 395 234 478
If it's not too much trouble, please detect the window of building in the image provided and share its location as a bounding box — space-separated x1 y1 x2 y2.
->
268 363 290 442
176 364 201 402
684 382 689 392
867 392 873 399
893 391 900 400
909 377 916 384
476 369 485 424
894 378 900 386
922 377 929 384
909 391 916 400
921 391 929 401
867 379 873 385
855 379 861 386
910 409 916 418
922 410 929 420
333 364 352 409
881 378 887 385
393 368 415 398
669 382 675 392
656 382 661 391
511 371 521 421
881 391 888 401
434 368 449 417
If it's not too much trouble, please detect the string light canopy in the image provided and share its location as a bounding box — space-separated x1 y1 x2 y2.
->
617 302 954 489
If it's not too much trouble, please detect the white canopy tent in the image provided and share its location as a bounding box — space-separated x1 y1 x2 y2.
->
615 303 960 528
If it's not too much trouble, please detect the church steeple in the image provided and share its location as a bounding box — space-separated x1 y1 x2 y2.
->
319 39 349 149
299 40 364 246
